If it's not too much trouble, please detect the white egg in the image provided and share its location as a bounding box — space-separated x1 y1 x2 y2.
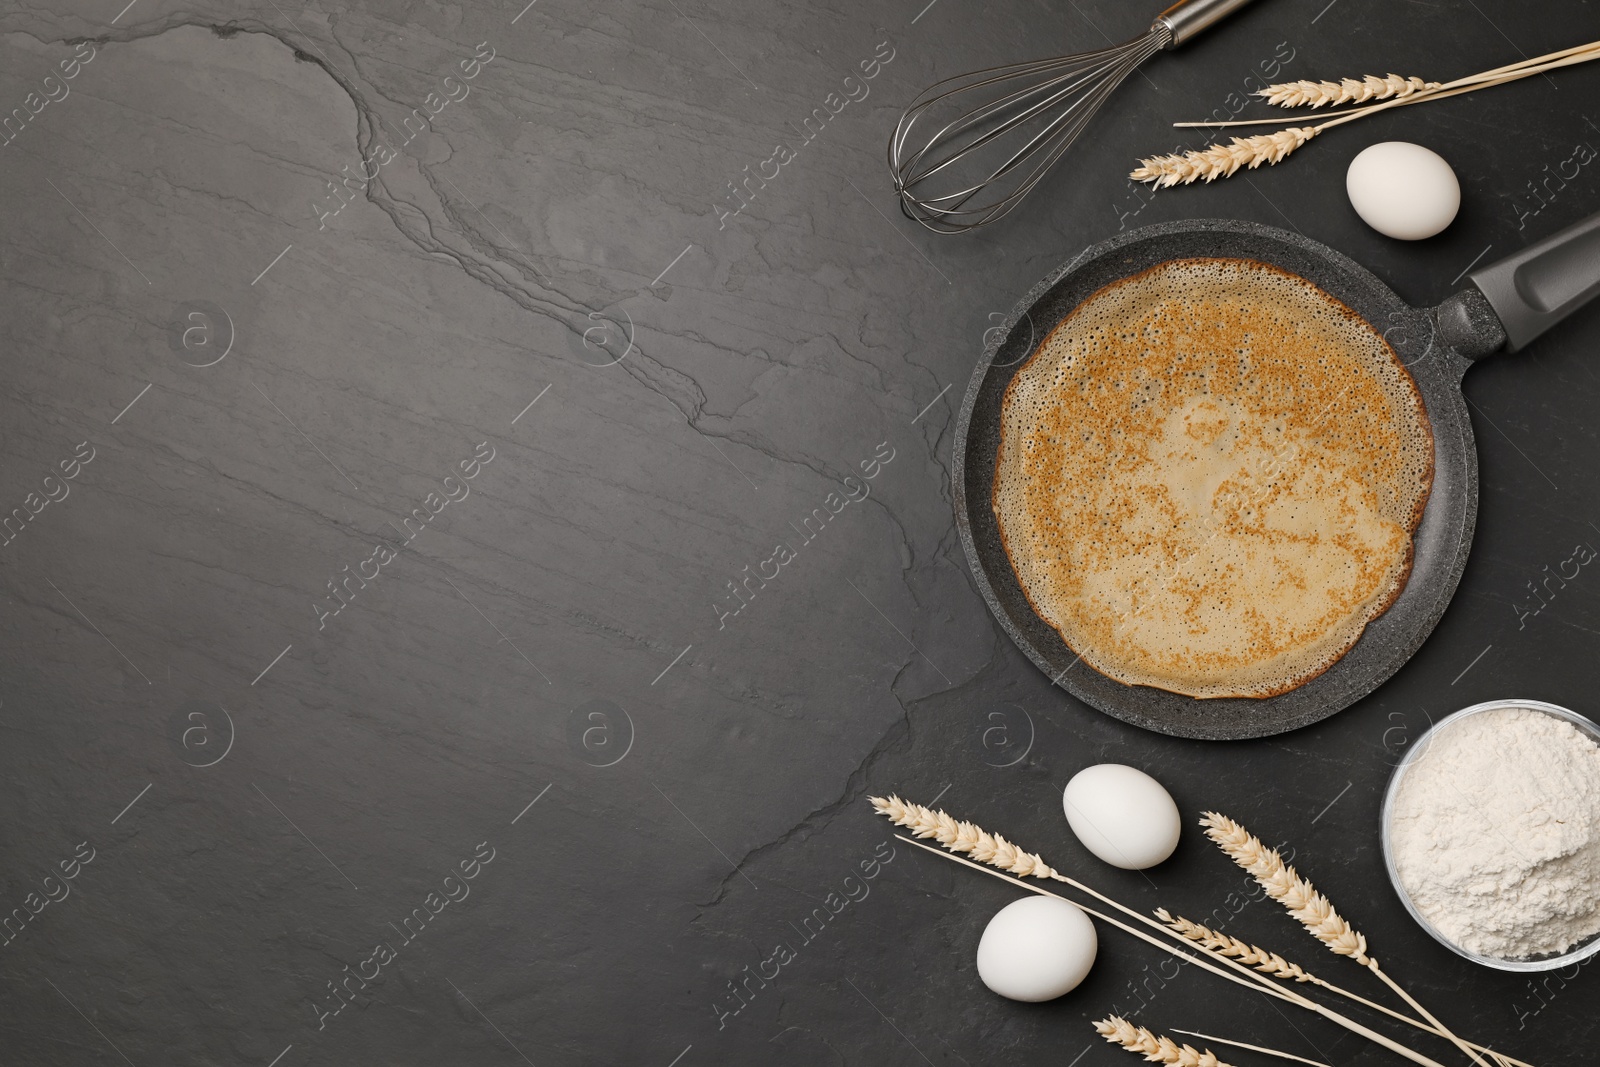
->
1063 764 1181 870
975 896 1097 1002
1345 141 1460 240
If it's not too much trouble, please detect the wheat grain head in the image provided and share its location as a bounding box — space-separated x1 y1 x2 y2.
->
1130 127 1318 187
1258 74 1440 108
869 795 1062 880
1155 908 1319 984
1200 812 1371 965
1095 1016 1235 1067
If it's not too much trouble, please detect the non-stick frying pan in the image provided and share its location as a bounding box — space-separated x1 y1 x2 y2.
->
954 213 1600 740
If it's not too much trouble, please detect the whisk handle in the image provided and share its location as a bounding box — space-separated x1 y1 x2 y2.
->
1153 0 1259 47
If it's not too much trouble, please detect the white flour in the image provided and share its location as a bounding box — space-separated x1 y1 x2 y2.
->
1390 706 1600 959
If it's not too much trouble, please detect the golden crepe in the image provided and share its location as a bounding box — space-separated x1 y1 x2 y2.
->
994 258 1433 699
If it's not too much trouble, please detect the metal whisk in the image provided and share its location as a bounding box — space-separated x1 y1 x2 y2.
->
889 0 1259 234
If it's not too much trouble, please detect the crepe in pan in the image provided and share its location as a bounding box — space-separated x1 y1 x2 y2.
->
993 257 1434 699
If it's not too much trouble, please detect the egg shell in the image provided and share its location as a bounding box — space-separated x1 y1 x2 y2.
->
975 896 1097 1002
1345 141 1460 240
1063 764 1182 870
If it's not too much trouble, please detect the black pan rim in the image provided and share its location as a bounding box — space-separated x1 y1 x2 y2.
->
953 218 1480 741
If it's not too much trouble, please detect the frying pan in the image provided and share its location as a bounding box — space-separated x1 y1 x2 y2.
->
954 213 1600 740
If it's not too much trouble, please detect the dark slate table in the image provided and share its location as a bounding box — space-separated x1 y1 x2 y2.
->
1 0 1597 1063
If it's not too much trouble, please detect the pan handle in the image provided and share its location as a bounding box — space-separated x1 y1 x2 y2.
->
1443 209 1600 356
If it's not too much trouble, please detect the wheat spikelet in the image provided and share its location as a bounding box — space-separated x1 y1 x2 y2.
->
1259 74 1440 108
1156 909 1319 984
1160 917 1535 1067
1095 1016 1235 1067
1199 812 1371 963
1200 813 1496 1067
869 795 1061 879
1130 127 1318 187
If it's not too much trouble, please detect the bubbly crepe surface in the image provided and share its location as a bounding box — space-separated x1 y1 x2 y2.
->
994 258 1433 699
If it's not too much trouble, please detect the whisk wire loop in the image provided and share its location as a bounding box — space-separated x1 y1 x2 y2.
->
889 24 1170 233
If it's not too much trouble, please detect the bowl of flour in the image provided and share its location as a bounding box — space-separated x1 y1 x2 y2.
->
1382 699 1600 970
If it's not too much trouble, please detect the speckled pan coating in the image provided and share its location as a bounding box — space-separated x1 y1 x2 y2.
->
953 218 1481 740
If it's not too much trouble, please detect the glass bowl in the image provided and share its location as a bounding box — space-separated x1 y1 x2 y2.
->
1380 698 1600 972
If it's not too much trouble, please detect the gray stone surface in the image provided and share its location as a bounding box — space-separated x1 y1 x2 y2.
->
0 0 1596 1063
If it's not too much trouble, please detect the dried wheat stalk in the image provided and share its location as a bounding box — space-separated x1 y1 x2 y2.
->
870 794 1063 879
1199 813 1370 962
1160 909 1536 1067
874 798 1462 1067
1096 1016 1234 1067
1201 813 1492 1067
1130 127 1319 187
1249 40 1600 117
1135 37 1600 185
1157 909 1317 983
1172 1029 1333 1067
1259 74 1439 108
